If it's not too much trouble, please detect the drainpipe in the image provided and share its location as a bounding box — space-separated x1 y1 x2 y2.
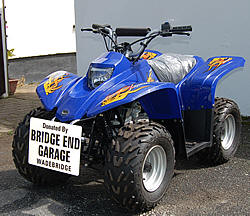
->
1 0 8 97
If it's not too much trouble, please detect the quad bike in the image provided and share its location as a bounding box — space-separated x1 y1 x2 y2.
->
12 22 245 211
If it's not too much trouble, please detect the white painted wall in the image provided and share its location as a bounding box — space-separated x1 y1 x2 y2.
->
74 0 250 115
5 0 75 58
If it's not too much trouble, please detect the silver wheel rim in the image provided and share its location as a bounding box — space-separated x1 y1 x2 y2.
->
142 145 167 192
221 114 236 150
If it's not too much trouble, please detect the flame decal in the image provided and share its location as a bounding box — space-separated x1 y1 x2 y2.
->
102 84 149 106
141 51 157 60
44 73 70 95
147 70 155 82
206 57 232 72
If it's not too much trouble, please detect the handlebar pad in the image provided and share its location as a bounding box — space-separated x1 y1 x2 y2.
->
116 28 151 37
172 25 192 32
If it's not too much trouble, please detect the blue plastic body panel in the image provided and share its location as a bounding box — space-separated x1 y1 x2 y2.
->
138 84 182 119
88 82 182 119
36 71 80 111
179 56 245 110
36 50 245 122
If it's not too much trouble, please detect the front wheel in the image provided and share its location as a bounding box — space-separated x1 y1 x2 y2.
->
104 119 175 211
12 107 70 185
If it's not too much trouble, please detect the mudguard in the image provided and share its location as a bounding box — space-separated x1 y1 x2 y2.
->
88 82 182 119
36 71 80 111
52 59 153 121
36 69 181 121
180 56 245 110
54 78 181 122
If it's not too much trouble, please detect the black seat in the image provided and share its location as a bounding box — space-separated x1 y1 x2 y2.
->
147 53 196 84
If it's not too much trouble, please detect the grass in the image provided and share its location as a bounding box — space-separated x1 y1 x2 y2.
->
242 116 250 120
242 115 250 125
7 130 14 136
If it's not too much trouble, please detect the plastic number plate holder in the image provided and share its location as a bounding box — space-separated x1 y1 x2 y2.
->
28 117 82 176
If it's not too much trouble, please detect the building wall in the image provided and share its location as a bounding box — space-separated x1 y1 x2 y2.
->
8 53 76 84
75 0 250 115
5 0 75 58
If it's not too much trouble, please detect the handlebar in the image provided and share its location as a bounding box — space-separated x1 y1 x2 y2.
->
129 30 160 58
81 22 192 61
115 28 151 37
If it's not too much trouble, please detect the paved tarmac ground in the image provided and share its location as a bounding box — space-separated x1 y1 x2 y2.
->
0 85 249 216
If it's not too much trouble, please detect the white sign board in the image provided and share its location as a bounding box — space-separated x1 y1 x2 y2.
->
29 117 82 176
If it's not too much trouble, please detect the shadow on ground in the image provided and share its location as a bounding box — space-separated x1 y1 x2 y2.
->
175 123 250 171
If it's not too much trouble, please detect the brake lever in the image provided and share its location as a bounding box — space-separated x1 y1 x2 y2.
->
160 32 173 37
92 29 99 34
80 28 101 34
172 32 190 36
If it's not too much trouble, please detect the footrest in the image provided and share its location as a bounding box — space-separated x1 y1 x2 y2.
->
186 141 211 157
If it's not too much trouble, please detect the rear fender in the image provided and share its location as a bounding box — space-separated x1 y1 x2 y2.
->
36 71 80 110
180 56 245 143
180 56 245 110
87 82 182 119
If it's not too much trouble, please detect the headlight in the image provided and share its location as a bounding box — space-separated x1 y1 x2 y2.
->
88 66 114 89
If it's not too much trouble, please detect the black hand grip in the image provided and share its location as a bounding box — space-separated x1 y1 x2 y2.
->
172 25 192 32
81 28 93 32
115 28 151 37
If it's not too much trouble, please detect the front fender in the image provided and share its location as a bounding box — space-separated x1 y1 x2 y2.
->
87 82 182 119
45 62 181 121
36 71 80 110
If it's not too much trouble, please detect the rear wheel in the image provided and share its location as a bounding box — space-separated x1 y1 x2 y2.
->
12 107 70 185
198 97 241 165
104 119 175 211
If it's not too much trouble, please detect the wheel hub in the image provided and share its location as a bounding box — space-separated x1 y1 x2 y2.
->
143 161 152 173
142 145 167 192
221 114 236 150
